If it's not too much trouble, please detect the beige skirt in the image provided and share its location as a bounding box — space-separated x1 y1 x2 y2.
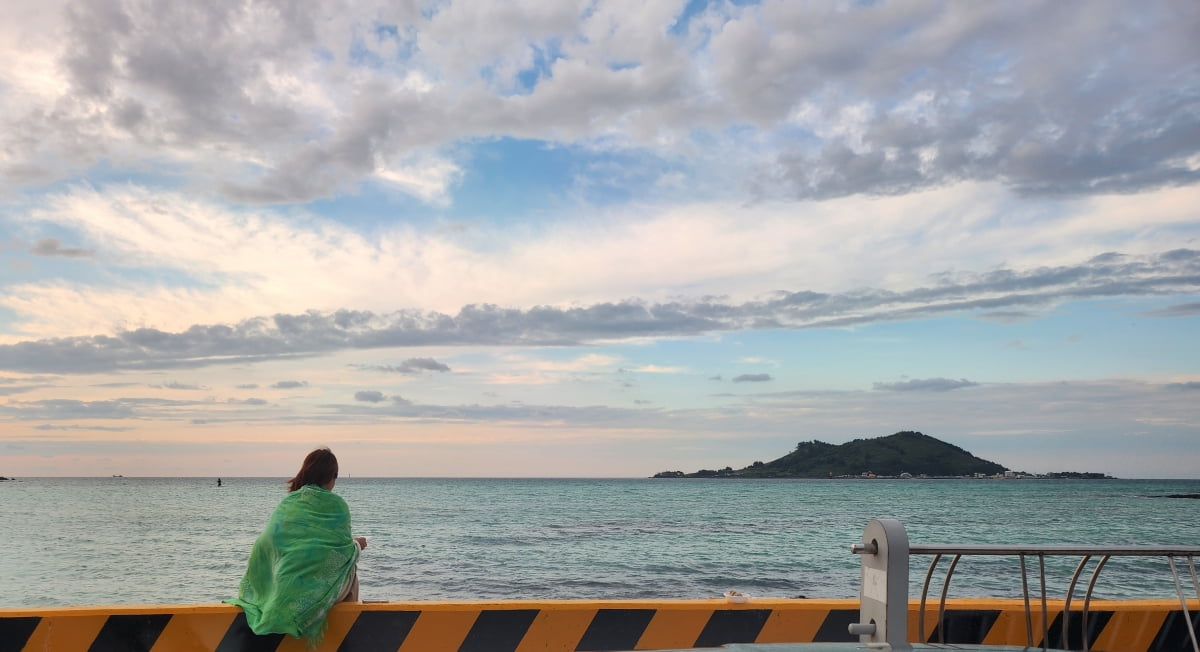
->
337 566 359 602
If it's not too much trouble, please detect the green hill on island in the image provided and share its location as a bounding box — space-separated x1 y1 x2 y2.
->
657 431 1008 478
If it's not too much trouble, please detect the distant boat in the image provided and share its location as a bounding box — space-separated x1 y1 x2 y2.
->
112 474 123 478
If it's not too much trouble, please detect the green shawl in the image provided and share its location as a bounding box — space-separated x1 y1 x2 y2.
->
226 485 359 644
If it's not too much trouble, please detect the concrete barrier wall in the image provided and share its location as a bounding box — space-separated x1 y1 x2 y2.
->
2 598 1197 651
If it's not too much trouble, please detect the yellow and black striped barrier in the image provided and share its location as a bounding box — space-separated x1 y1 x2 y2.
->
2 598 1197 651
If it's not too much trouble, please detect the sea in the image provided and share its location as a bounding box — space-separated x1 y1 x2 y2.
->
1 477 1197 608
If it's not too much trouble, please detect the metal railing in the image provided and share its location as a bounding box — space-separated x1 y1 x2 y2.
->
849 519 1200 652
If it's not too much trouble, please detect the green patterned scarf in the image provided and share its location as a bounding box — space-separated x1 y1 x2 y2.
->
226 485 359 645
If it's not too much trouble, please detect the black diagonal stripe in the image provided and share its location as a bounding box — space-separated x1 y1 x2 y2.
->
337 610 420 652
1041 609 1114 651
457 609 539 652
813 609 858 642
575 608 656 651
88 613 172 652
0 617 41 652
215 611 285 652
1148 609 1200 652
926 609 1000 645
692 609 772 647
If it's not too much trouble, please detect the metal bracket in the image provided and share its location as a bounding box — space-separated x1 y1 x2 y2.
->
850 518 911 651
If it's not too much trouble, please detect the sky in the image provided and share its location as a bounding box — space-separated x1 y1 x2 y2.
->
1 0 1198 479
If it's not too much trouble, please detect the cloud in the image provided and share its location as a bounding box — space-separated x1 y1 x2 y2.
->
874 378 979 392
271 380 308 389
30 238 94 258
0 398 137 419
355 390 386 403
3 1 1197 203
630 365 687 374
525 354 620 373
5 182 1197 344
31 423 133 432
360 358 451 374
153 381 206 390
324 399 660 425
746 3 1200 199
0 382 49 396
0 248 1197 374
732 374 772 383
975 311 1036 324
1165 382 1200 391
1145 302 1200 318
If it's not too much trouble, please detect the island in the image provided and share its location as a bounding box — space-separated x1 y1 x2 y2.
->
653 431 1112 479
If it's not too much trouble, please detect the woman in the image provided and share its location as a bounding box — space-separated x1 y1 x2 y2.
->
227 448 366 645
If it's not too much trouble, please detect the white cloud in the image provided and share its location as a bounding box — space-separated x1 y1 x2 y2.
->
4 180 1199 342
628 365 687 374
373 155 462 203
540 354 621 372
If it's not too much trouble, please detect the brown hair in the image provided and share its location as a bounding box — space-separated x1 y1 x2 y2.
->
287 447 339 492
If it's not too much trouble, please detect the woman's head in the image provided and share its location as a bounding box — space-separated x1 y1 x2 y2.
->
287 447 338 492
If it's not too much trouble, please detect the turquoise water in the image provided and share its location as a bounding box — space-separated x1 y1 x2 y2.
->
1 477 1197 607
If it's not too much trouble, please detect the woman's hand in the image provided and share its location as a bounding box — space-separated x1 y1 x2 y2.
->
355 536 367 550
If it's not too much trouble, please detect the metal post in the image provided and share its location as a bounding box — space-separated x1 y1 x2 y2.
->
850 518 912 651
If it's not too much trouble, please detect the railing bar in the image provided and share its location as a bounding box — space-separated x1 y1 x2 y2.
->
1082 555 1110 652
1039 553 1048 652
919 553 942 643
910 544 1200 556
937 554 962 645
1168 555 1200 652
1189 555 1199 600
1020 554 1033 648
1063 555 1091 651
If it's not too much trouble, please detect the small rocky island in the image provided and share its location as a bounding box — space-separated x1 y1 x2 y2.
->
653 431 1112 479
